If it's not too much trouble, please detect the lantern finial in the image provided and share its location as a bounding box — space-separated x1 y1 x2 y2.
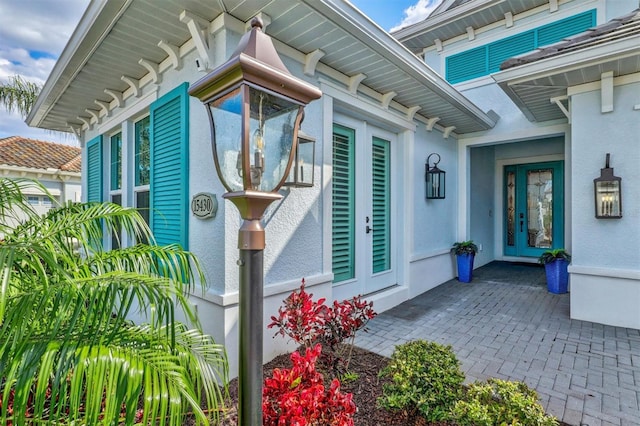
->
251 16 263 30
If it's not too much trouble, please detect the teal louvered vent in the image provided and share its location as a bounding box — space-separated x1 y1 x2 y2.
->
446 46 487 84
86 135 103 202
332 124 355 283
371 137 390 274
446 9 596 84
538 9 596 46
150 83 189 249
488 31 535 72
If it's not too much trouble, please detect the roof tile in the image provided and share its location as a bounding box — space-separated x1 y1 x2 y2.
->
0 136 81 173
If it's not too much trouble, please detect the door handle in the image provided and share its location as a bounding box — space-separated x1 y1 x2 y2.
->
366 225 373 234
520 220 523 232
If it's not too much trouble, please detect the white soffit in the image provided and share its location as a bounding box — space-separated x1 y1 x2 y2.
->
494 34 640 122
28 0 496 136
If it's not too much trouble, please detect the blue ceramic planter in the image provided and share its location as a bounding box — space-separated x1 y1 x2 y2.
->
456 253 475 283
544 259 569 294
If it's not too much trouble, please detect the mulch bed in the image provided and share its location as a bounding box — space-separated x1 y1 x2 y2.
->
216 345 570 425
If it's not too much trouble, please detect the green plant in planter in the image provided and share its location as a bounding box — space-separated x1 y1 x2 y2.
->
451 240 479 255
451 241 478 282
538 248 571 264
538 249 571 294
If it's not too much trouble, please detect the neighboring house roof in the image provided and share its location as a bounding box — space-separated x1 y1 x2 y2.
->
26 0 497 137
494 8 640 122
0 136 81 172
393 0 549 52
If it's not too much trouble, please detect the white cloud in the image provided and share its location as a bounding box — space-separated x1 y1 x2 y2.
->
0 0 89 143
391 0 442 32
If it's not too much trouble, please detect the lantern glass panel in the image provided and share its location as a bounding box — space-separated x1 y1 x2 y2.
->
595 180 621 218
210 87 243 192
209 86 301 192
248 86 300 192
426 168 445 199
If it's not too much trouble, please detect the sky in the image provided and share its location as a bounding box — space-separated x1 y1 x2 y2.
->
0 0 442 146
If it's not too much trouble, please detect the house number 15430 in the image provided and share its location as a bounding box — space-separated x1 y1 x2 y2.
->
191 193 217 219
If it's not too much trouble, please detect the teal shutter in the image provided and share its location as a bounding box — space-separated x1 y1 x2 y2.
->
332 125 355 283
86 135 103 202
538 9 596 46
371 137 390 273
150 83 189 249
446 9 596 83
446 46 487 84
488 31 535 72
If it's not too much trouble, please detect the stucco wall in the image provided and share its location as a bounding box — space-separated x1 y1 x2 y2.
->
570 83 640 269
470 145 495 267
568 80 640 329
413 127 458 256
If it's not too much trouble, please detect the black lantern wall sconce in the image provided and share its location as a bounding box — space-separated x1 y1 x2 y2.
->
594 153 622 219
425 153 445 199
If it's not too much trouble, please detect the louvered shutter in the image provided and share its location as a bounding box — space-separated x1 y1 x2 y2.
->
538 9 596 47
445 10 596 84
446 46 487 84
371 137 390 274
86 135 103 202
332 125 355 283
488 31 535 72
150 83 189 249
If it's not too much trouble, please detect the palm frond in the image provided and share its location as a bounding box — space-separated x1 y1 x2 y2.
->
0 324 227 425
0 178 229 424
0 75 41 117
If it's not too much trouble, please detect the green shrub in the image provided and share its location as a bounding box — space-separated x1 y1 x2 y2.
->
452 378 559 426
378 340 464 422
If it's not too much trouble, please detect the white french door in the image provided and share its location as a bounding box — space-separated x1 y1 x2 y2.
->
332 120 397 298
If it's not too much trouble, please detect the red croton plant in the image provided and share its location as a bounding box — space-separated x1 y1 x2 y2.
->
264 280 376 425
268 279 377 374
262 344 356 426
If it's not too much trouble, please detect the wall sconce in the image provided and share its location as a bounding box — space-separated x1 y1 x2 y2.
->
284 131 315 187
594 153 622 219
425 153 445 199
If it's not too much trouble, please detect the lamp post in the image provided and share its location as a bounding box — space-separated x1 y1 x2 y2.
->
189 17 321 425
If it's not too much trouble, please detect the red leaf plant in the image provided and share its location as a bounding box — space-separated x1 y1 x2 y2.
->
268 279 376 374
262 344 356 426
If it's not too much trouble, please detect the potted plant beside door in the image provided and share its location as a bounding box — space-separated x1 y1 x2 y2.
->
451 241 478 283
538 249 571 294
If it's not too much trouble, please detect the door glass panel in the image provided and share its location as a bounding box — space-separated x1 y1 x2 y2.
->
506 170 515 247
526 169 553 249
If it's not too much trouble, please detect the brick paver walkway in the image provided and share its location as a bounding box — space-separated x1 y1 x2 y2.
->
354 262 640 426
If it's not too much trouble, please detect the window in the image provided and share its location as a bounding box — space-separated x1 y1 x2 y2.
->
135 117 150 187
27 196 39 205
134 116 150 244
110 132 123 249
445 9 596 84
110 132 122 191
90 83 189 250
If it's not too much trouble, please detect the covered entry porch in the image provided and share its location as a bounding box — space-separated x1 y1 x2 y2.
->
460 136 569 268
